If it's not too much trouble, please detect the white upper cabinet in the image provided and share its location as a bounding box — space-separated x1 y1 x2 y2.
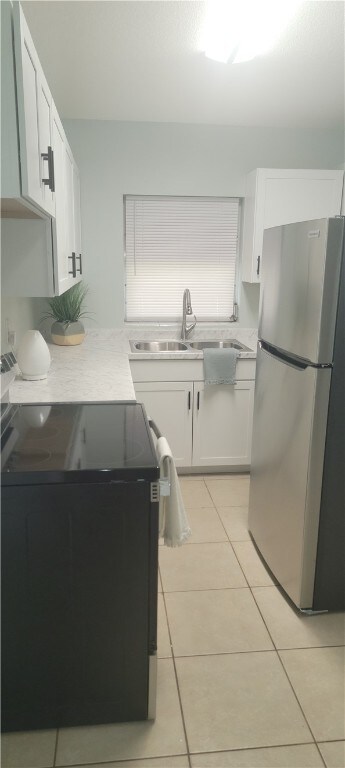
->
13 2 55 216
241 168 344 283
1 2 83 296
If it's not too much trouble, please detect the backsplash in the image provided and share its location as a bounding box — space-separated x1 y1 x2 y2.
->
1 297 43 353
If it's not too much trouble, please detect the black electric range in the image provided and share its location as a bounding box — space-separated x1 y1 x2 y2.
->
1 401 159 482
1 401 160 732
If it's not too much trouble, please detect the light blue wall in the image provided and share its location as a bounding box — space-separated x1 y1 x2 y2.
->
63 120 344 330
1 297 39 352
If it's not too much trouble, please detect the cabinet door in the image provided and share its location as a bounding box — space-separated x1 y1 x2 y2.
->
242 169 344 283
192 381 254 467
51 104 82 295
73 163 83 279
2 481 152 730
13 3 55 216
134 382 193 467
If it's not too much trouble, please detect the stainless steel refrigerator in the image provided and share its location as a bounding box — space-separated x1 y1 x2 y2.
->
248 216 345 612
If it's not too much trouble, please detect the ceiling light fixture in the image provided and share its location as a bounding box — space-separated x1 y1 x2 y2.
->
200 0 302 64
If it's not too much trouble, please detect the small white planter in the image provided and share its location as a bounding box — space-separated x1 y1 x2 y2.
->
17 330 51 381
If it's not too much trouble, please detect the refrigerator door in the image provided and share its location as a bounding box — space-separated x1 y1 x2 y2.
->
259 217 344 364
248 343 331 609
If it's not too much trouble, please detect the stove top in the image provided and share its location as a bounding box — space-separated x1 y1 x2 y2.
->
1 402 158 485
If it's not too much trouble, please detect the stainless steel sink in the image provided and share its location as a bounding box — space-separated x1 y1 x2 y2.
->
187 340 250 351
130 340 189 352
130 339 252 353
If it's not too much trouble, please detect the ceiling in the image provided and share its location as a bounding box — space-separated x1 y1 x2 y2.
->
22 0 345 128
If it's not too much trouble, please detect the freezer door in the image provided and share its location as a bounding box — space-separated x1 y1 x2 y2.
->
259 217 344 364
248 343 331 609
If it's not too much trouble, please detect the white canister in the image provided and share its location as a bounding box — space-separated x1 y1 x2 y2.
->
17 330 51 381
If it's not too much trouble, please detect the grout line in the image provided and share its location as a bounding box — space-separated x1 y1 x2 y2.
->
160 590 192 767
212 508 253 591
248 585 329 763
159 584 276 592
245 589 325 752
317 739 345 744
315 742 329 768
274 648 324 752
53 728 59 767
55 756 190 768
189 741 322 757
161 648 278 660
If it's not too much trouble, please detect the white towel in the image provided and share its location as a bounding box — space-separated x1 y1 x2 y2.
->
156 437 191 547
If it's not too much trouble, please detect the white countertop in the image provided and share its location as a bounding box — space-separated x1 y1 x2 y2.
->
10 330 135 404
9 327 257 404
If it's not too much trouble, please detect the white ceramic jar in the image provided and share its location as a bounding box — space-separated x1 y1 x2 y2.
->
16 330 51 380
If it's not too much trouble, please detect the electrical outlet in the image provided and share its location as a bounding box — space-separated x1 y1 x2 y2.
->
5 319 16 349
8 329 16 348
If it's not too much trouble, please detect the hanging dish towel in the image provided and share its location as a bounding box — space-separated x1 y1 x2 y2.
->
156 436 191 547
203 347 238 386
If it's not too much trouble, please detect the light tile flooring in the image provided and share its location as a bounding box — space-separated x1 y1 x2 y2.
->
2 474 345 768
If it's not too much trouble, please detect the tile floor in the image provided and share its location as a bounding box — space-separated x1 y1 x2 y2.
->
2 474 345 768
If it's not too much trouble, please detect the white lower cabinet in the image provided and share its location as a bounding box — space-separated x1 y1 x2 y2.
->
133 369 255 469
134 382 193 467
192 382 254 467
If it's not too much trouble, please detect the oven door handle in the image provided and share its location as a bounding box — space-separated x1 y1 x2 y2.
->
148 418 163 440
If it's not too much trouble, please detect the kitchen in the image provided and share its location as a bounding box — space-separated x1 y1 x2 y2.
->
1 1 345 767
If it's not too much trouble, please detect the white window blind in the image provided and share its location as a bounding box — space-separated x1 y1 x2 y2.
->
125 196 240 321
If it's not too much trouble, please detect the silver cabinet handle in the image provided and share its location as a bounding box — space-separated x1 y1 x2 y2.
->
68 252 76 277
76 253 82 275
41 146 55 192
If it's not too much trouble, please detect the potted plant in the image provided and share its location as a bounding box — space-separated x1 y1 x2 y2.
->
41 282 90 346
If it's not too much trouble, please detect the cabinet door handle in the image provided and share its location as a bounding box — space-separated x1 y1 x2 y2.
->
41 146 55 192
256 254 261 276
188 391 191 410
69 252 76 277
76 253 82 275
197 391 200 410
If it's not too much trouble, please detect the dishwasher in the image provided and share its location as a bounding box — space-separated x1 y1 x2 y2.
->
1 394 160 732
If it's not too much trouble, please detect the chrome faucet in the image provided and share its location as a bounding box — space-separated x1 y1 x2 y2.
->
181 289 197 340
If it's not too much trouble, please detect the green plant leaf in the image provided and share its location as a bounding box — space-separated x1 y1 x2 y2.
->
40 282 92 324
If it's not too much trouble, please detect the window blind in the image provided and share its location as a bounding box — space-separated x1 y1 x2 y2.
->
125 196 240 321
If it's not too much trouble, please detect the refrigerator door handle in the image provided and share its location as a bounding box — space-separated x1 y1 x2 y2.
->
259 341 309 372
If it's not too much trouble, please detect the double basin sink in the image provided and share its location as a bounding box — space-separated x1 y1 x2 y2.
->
130 339 251 353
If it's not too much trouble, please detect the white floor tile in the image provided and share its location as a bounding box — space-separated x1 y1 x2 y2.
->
165 588 273 656
158 593 172 658
185 507 228 544
253 586 345 649
83 757 190 768
1 729 56 768
176 652 312 753
205 476 250 507
179 478 213 507
232 540 275 586
217 506 251 541
279 647 345 742
159 542 247 592
191 743 324 767
318 741 345 768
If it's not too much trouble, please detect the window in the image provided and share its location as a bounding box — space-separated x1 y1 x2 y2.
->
125 195 240 322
